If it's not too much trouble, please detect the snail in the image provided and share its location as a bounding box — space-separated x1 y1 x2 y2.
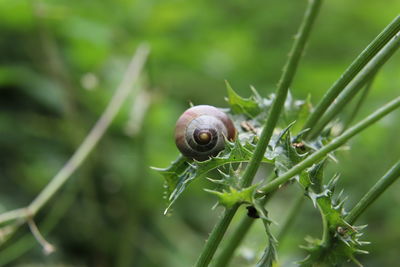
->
175 105 236 161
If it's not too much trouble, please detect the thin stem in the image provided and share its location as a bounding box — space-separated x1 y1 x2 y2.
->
342 76 375 131
195 1 322 265
240 0 322 188
308 33 400 139
0 209 30 227
29 44 149 215
0 44 150 225
259 96 400 195
346 160 400 224
27 218 55 255
212 193 305 267
213 173 277 267
303 15 400 136
319 200 330 247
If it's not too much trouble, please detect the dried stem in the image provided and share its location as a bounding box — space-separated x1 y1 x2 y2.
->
0 44 150 225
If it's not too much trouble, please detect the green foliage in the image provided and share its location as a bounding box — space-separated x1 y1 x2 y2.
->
254 202 277 267
1 0 400 266
154 86 312 213
299 164 369 267
205 186 256 209
269 130 370 266
153 139 258 213
225 81 262 118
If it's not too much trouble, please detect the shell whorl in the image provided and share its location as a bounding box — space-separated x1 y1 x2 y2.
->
175 105 236 161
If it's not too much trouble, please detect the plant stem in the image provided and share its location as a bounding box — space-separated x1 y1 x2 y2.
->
308 33 400 139
302 15 400 136
346 160 400 224
259 96 400 195
195 205 240 267
240 0 322 188
213 192 305 267
0 44 150 225
212 173 277 267
212 214 254 267
342 76 375 131
195 1 322 265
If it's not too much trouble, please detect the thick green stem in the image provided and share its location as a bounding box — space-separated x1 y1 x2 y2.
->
195 205 239 267
308 33 400 139
213 174 277 267
240 0 322 188
194 1 322 266
212 215 254 267
346 160 400 224
303 15 400 136
259 96 400 195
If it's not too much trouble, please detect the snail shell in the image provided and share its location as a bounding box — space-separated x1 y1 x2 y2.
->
175 105 236 161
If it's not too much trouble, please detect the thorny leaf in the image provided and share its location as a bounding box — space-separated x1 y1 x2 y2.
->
153 86 313 213
266 124 310 185
298 163 369 267
152 139 264 214
254 201 277 267
225 81 262 118
281 92 312 134
205 185 257 208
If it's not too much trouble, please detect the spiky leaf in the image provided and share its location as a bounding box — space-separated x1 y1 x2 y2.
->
205 185 257 208
298 164 369 266
225 81 262 118
152 139 269 213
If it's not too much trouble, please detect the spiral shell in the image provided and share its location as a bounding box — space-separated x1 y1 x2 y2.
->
175 105 236 161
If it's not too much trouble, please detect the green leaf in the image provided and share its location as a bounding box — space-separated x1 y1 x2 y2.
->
280 92 312 134
225 81 262 118
153 93 315 214
205 185 257 208
151 155 190 201
152 139 268 214
267 125 309 182
254 201 277 267
298 164 369 266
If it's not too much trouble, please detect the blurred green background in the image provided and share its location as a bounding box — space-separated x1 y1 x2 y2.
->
0 0 399 266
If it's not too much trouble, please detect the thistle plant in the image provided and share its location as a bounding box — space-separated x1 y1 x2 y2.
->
0 1 398 266
154 1 400 266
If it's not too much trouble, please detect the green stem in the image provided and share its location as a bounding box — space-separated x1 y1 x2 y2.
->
308 33 400 139
346 160 400 224
195 205 240 267
342 76 375 131
318 199 331 248
259 96 400 195
302 15 400 136
212 174 277 267
212 215 254 267
194 1 322 266
240 0 322 188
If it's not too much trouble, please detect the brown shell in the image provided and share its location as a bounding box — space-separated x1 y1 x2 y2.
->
175 105 236 161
